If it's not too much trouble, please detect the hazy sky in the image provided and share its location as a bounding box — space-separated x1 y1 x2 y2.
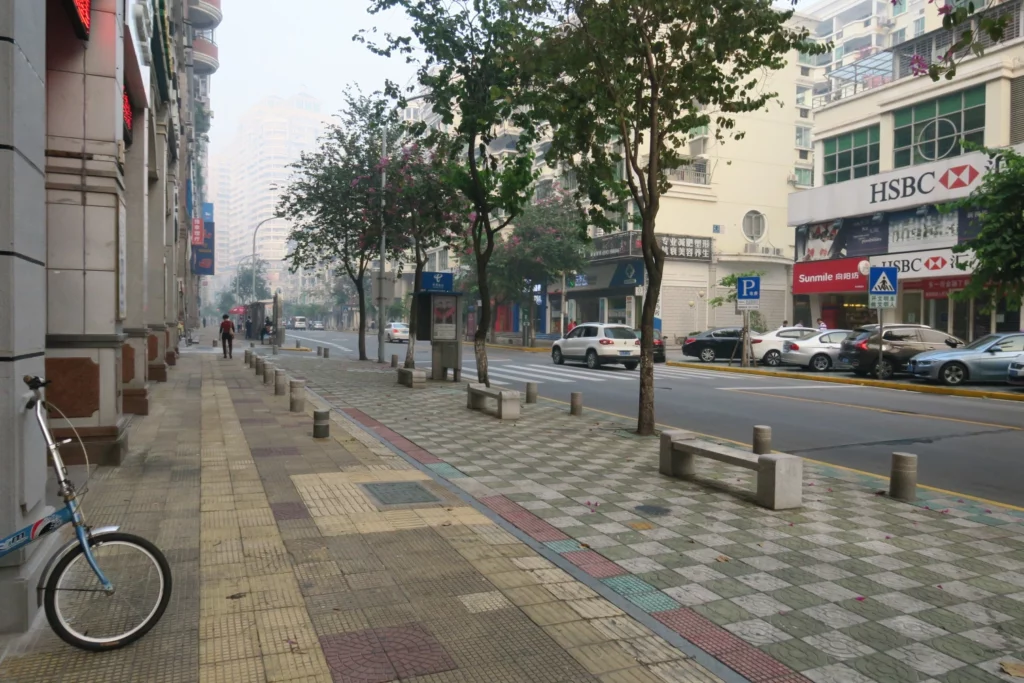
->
209 0 416 155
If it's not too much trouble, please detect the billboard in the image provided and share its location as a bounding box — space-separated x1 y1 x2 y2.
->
192 203 215 276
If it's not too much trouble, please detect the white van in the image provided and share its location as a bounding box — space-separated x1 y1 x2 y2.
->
293 317 307 330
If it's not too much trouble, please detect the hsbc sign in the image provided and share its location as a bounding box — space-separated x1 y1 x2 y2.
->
789 143 1024 225
869 248 974 279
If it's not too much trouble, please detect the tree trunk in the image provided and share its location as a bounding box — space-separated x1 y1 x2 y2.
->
355 277 368 361
475 269 491 387
406 257 424 369
489 301 499 344
637 220 664 436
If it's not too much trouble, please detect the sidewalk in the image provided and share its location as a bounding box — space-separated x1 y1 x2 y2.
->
0 348 722 683
259 351 1024 683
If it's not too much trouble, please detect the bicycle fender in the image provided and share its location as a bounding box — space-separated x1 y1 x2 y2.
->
35 525 120 606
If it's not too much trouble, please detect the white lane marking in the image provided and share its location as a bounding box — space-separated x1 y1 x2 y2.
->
718 385 862 391
504 364 613 382
486 367 574 383
537 365 638 381
654 367 755 381
425 365 509 385
289 334 353 352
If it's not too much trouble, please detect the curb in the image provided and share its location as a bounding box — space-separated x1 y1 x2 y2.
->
460 340 550 353
665 360 1024 402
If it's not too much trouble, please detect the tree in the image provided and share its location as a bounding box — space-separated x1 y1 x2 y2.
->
537 0 821 435
708 271 767 367
947 146 1024 307
359 0 547 386
278 90 399 360
231 261 272 303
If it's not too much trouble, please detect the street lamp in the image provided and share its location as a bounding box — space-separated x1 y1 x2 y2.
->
251 216 275 305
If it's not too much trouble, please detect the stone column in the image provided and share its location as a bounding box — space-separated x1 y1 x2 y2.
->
0 0 53 635
123 106 149 414
163 174 177 366
146 109 168 381
45 0 129 467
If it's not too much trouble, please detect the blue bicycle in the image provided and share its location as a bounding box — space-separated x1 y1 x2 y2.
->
0 376 171 651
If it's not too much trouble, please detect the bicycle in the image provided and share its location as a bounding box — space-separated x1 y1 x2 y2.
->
0 376 172 651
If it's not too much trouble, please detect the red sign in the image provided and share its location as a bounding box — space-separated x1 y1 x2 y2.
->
938 164 979 190
903 275 971 299
191 217 204 246
68 0 91 39
793 257 867 294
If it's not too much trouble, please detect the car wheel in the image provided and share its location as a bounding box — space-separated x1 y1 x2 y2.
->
624 362 638 370
873 359 894 380
810 354 832 372
940 362 968 386
699 348 716 363
552 348 564 365
586 350 599 369
763 350 782 367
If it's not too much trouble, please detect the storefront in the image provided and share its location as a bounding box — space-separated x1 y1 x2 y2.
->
792 257 874 329
566 259 645 328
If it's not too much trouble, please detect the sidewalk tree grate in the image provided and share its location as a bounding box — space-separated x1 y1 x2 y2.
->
635 504 671 516
362 482 440 506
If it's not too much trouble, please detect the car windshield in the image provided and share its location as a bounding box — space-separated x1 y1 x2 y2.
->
963 334 1001 350
391 324 408 329
604 327 637 339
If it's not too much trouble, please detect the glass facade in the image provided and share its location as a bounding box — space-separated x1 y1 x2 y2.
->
893 85 985 168
823 125 880 185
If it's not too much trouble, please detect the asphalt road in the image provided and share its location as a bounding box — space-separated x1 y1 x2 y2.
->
290 330 1024 507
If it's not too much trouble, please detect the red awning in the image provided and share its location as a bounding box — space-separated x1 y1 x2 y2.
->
229 305 246 314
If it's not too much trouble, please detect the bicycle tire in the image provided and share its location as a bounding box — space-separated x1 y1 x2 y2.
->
44 532 172 651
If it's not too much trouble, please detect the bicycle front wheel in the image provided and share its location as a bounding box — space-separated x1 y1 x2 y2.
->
44 532 172 651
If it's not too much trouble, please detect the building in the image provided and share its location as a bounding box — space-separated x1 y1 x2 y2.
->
0 0 215 634
211 93 329 302
788 0 1024 337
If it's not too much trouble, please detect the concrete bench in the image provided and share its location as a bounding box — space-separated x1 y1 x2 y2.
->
659 430 802 510
466 383 520 420
397 368 426 388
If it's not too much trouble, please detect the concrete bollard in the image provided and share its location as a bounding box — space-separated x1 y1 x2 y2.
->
391 354 398 368
251 342 255 348
212 339 218 348
317 346 323 357
263 363 274 386
890 452 918 502
313 410 330 439
289 380 306 413
570 392 583 416
526 382 538 404
272 345 278 355
753 425 772 455
244 349 251 366
295 340 300 349
323 347 329 359
255 356 264 376
275 369 287 396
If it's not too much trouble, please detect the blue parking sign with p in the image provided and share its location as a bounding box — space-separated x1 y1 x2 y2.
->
737 276 760 300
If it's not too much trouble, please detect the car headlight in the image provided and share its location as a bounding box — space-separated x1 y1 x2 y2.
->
915 361 932 367
1011 362 1024 370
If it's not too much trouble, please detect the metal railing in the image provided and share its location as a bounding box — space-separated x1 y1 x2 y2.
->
666 162 710 186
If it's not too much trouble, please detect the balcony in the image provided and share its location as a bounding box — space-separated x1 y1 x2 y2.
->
190 0 222 29
193 32 219 75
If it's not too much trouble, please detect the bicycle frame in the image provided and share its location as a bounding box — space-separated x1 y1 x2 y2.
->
0 385 112 591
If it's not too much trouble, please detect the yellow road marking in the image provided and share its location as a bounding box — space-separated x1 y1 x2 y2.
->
537 396 1024 512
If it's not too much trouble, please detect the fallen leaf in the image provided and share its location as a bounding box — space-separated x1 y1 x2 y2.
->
957 499 965 503
855 596 866 602
226 592 247 600
885 536 892 540
1000 661 1024 678
827 488 833 493
937 585 943 589
715 555 731 563
985 509 993 514
579 543 591 549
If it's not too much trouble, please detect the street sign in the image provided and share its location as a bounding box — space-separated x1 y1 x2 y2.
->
868 266 898 309
420 271 454 293
736 276 760 311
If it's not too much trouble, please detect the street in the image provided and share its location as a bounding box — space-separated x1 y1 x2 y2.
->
291 329 1024 507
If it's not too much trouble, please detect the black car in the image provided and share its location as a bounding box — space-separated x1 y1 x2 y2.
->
839 324 963 379
634 329 666 362
683 328 741 362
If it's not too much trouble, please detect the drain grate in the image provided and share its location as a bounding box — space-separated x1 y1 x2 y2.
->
634 504 671 516
362 482 440 506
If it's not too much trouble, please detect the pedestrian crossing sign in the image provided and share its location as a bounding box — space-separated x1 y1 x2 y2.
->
869 266 898 308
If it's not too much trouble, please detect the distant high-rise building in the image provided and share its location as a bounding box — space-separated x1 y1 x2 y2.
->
211 93 329 300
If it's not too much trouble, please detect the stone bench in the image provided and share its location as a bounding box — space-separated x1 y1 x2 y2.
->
659 430 802 510
466 383 520 420
397 367 426 388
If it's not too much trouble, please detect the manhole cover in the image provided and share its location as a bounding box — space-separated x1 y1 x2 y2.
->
635 504 671 516
362 482 439 506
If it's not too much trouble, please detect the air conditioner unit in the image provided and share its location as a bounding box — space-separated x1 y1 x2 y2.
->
762 247 773 255
743 243 760 254
880 18 895 27
773 247 785 256
787 173 799 184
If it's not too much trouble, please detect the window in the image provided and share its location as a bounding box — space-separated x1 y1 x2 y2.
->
796 86 810 107
834 45 845 60
795 125 812 148
893 86 985 168
582 326 598 338
893 0 907 15
995 335 1024 352
742 210 767 242
794 167 813 186
913 17 926 35
890 28 906 46
823 125 880 184
604 327 637 339
798 51 815 66
714 329 740 339
565 327 584 339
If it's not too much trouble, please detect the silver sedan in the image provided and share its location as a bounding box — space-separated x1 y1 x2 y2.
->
780 329 852 372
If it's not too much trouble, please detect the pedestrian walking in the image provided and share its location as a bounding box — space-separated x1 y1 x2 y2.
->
219 314 235 359
202 316 206 328
778 320 789 329
817 318 827 331
567 319 577 333
245 316 252 340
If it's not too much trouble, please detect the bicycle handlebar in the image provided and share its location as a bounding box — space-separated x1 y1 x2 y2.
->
23 375 51 391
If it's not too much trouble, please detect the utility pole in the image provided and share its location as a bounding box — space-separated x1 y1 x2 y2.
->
377 127 387 364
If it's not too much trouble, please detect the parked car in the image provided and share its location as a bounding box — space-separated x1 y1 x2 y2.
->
553 323 640 369
750 327 817 367
634 329 666 363
682 328 741 363
839 324 963 379
311 320 325 331
385 322 409 343
780 329 852 372
907 332 1024 385
1008 354 1024 387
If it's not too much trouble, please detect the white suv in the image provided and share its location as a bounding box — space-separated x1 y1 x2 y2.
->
552 323 640 370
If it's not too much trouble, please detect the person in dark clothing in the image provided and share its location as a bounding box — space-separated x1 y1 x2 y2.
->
219 314 235 359
245 316 252 340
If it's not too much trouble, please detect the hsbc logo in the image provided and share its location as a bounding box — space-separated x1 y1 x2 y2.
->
938 165 979 190
924 256 947 271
